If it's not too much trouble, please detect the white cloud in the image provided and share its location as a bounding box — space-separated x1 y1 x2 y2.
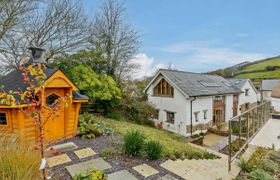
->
158 41 267 71
130 53 175 79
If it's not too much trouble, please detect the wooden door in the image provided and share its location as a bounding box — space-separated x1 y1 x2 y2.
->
213 96 225 124
233 95 238 117
44 88 65 141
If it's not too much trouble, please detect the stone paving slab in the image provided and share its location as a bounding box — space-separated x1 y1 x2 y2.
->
157 174 179 180
47 154 71 167
108 170 138 180
45 142 78 156
133 163 159 178
66 158 112 177
209 135 237 152
74 148 97 159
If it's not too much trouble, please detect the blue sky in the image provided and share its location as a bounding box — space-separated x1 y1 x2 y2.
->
83 0 280 78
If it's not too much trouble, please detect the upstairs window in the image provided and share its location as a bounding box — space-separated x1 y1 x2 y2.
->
166 111 175 124
0 113 7 125
153 79 174 97
46 94 60 107
245 89 249 96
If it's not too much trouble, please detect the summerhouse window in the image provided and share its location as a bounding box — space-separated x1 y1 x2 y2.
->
0 113 7 125
166 111 175 124
46 94 60 107
153 79 174 97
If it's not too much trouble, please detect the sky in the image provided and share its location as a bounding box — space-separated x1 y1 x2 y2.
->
83 0 280 78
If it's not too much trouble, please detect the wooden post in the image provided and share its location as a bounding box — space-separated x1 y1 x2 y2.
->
228 120 232 172
246 112 249 140
238 116 241 150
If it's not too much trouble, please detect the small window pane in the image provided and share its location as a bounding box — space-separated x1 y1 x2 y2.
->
0 113 7 125
194 112 199 122
46 94 60 107
166 112 175 124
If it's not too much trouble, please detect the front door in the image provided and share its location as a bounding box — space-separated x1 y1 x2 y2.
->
43 88 65 141
212 96 226 124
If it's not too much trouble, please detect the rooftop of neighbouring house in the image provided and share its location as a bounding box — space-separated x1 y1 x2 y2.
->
147 69 242 97
261 79 280 91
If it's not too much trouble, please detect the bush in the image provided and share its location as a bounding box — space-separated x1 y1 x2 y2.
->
268 150 280 163
248 169 273 180
100 147 122 159
238 158 253 172
260 159 278 174
78 114 114 139
0 136 40 180
123 130 146 156
73 169 107 180
144 140 163 160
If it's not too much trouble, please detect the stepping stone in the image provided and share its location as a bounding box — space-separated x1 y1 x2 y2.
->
74 148 96 159
133 163 159 178
45 142 78 156
157 174 179 180
47 154 71 167
66 158 112 177
108 170 138 180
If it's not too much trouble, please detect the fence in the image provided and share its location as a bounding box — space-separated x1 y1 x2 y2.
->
228 101 271 171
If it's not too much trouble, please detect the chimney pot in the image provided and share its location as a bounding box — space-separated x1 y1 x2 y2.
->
28 47 46 64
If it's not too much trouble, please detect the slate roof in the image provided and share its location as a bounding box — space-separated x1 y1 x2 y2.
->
261 79 280 91
0 67 88 103
157 69 242 97
227 78 248 89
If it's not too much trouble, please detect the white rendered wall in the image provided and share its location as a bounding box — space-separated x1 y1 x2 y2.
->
238 81 258 114
271 98 280 112
146 75 189 136
225 95 234 121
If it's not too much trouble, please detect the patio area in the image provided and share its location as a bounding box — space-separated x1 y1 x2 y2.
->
250 118 280 150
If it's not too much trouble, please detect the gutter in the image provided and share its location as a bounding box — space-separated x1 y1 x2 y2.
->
190 96 197 136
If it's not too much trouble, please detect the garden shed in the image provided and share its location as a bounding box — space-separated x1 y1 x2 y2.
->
0 47 88 142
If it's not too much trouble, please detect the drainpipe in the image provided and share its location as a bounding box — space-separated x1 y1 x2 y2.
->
190 96 197 136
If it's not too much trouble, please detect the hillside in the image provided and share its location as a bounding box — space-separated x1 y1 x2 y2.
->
208 56 280 89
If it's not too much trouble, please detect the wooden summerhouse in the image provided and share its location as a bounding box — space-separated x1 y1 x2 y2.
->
0 47 88 142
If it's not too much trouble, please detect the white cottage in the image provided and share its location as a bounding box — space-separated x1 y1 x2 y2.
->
144 69 243 136
228 79 258 114
261 79 280 100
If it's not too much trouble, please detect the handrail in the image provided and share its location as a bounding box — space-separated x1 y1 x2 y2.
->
228 100 271 171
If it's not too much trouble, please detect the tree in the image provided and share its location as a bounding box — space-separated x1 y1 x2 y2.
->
0 0 91 73
0 64 69 180
89 0 140 81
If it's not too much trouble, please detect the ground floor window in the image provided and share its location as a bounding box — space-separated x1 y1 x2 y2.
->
154 109 159 119
194 111 199 122
203 110 208 119
245 103 250 110
0 113 7 125
166 111 175 124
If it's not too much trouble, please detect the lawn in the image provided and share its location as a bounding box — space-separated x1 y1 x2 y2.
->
241 57 280 72
98 116 216 159
235 69 280 79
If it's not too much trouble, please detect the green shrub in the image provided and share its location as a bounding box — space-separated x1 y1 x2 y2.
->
248 169 273 180
238 158 253 172
260 159 278 174
144 140 163 160
123 130 146 156
100 147 122 159
78 114 114 139
73 169 107 180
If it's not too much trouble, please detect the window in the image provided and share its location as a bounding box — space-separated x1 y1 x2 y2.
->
245 103 250 110
245 89 249 96
194 112 199 122
153 79 174 97
154 110 159 119
46 94 60 107
166 111 175 124
203 110 208 119
0 113 7 125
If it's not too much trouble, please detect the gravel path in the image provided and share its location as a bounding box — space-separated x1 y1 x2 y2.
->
48 134 184 180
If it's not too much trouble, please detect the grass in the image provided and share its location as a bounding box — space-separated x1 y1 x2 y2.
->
241 57 280 72
95 116 217 159
0 135 41 180
235 69 280 79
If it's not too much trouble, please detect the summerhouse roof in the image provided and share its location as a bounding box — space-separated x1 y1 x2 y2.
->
261 79 280 91
0 67 88 103
145 69 242 97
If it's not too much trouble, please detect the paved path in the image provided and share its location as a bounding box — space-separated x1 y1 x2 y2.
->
250 118 280 150
209 135 237 152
